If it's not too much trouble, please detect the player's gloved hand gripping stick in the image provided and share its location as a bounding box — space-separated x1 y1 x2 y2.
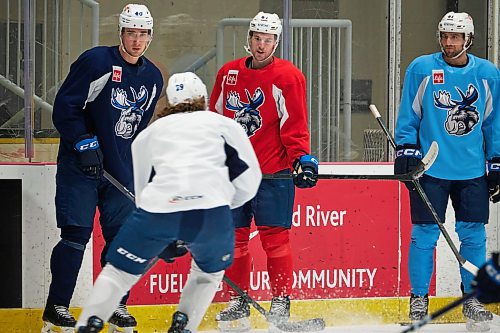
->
369 104 479 276
102 170 326 332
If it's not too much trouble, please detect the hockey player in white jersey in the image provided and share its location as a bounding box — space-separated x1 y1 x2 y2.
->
394 11 499 332
75 72 262 333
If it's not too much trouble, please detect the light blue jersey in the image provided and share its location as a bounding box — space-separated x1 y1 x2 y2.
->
396 52 500 180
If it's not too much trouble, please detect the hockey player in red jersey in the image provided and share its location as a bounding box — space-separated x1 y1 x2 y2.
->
210 11 319 331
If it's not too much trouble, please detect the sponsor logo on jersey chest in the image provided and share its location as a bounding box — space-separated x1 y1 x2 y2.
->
432 69 444 84
112 66 122 82
226 70 238 85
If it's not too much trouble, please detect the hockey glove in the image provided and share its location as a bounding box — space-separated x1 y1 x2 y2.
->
487 158 500 203
471 252 500 304
158 240 188 263
293 154 319 188
394 144 422 175
74 134 104 178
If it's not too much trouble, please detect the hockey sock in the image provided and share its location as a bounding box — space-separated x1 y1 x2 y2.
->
177 260 224 332
408 224 440 296
46 226 91 307
455 221 486 293
259 226 293 296
224 228 251 296
75 264 140 329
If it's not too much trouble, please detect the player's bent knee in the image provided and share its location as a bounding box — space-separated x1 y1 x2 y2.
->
190 260 225 284
259 226 291 258
100 264 141 294
455 221 486 245
411 224 440 249
234 228 251 258
60 225 92 251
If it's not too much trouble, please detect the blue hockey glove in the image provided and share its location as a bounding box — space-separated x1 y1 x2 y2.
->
472 252 500 304
487 158 500 203
292 154 319 188
74 134 103 178
394 144 422 175
158 241 188 263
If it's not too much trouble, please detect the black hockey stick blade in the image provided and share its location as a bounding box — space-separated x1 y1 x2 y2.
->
223 276 325 332
401 292 477 333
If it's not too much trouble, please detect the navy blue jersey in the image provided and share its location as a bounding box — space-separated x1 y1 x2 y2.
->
396 52 500 180
53 46 163 185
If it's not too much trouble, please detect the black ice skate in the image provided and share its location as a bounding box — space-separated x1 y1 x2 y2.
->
76 315 104 333
41 304 76 333
216 296 251 332
168 311 192 333
268 296 291 324
108 304 137 333
408 294 429 321
462 297 493 332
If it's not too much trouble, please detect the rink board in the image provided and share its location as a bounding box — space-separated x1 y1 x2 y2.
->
0 163 498 332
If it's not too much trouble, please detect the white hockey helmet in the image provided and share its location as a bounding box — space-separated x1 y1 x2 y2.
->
437 12 474 57
166 72 208 107
249 11 282 40
119 4 154 34
245 12 282 61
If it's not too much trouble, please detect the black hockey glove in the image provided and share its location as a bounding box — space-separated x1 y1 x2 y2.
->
487 158 500 203
471 252 500 304
74 134 104 178
394 144 422 175
292 154 319 188
158 240 188 263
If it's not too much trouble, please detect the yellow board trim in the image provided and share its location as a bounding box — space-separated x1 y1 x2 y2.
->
0 298 497 332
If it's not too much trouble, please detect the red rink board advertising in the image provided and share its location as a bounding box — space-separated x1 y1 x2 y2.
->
93 180 435 304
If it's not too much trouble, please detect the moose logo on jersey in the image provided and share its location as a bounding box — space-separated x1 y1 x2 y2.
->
433 84 479 136
111 84 156 139
225 88 264 137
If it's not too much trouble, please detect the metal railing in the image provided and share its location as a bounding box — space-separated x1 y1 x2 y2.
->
0 0 99 147
216 19 352 161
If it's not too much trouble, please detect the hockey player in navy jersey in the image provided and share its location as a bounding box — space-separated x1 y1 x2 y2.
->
75 72 262 333
210 11 319 332
394 11 499 331
42 4 163 333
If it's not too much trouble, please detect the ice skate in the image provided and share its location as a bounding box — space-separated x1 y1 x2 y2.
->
77 315 104 333
41 304 76 333
108 304 137 333
408 293 428 321
168 311 192 333
216 296 251 332
268 296 290 324
463 297 493 332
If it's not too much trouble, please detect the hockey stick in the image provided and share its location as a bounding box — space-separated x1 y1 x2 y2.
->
369 104 479 275
102 170 326 332
222 274 325 332
264 144 438 182
401 291 477 333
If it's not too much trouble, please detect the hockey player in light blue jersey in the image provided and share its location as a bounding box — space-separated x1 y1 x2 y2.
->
394 11 499 332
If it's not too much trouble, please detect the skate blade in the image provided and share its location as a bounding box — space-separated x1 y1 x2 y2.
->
217 318 251 332
466 319 491 332
41 321 74 333
109 323 137 333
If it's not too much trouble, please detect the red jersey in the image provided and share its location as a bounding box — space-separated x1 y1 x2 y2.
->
210 57 310 174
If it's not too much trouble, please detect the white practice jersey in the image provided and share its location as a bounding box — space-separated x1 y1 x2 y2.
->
131 110 262 213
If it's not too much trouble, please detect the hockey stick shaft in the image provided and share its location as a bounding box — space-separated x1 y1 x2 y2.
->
401 291 477 333
264 172 418 181
103 170 325 331
369 104 478 275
